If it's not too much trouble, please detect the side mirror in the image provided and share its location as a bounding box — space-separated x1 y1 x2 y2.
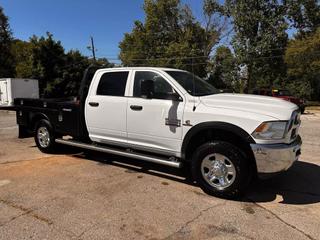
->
141 80 154 99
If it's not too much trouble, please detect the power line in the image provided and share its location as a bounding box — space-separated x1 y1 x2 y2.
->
96 50 320 63
93 44 319 62
54 50 320 71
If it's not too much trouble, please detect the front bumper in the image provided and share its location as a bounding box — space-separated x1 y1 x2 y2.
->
250 136 302 174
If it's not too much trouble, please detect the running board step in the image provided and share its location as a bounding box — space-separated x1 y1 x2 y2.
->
55 139 182 168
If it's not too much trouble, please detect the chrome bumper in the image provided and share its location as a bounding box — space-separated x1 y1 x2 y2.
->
250 136 302 174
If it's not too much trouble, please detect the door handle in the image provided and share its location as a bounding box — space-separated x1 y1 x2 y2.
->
89 102 99 107
130 105 143 111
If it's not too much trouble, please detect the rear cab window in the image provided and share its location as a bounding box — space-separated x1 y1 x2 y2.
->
96 71 129 96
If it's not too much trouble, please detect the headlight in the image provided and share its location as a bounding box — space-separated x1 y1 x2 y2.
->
252 121 288 140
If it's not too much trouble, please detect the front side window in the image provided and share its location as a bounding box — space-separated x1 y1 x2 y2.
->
166 71 219 96
97 71 129 96
133 71 174 100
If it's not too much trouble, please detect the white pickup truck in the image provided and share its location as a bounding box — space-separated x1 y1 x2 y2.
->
13 66 302 198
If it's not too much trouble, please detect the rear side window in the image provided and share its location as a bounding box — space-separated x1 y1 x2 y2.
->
97 71 129 96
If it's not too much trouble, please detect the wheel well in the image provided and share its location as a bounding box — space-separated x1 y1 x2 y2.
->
184 128 257 172
30 114 49 131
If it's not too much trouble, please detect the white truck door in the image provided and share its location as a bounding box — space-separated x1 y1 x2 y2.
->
127 71 185 156
85 71 130 145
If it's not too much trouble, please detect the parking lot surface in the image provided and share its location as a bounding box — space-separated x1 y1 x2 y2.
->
0 110 319 240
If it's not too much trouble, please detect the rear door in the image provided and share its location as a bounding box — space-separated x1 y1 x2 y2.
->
126 70 185 156
85 70 130 145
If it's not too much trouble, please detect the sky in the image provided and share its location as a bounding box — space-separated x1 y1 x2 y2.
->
0 0 207 63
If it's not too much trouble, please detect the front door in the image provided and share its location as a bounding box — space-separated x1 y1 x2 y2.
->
127 71 185 155
85 71 130 145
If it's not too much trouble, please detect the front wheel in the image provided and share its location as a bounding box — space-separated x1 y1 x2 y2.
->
191 141 252 199
34 119 57 153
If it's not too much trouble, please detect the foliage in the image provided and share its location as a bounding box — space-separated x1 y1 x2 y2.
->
10 33 113 98
225 0 288 92
28 33 66 95
119 0 220 77
11 40 33 78
0 7 15 77
284 0 320 36
208 46 238 90
2 1 320 100
48 50 90 98
285 28 320 100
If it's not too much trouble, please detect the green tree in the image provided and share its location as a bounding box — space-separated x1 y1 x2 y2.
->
50 50 90 98
119 0 220 77
11 39 33 77
29 32 66 95
0 6 15 77
285 28 320 100
52 53 114 98
225 0 288 92
284 0 320 36
208 46 238 90
11 33 113 98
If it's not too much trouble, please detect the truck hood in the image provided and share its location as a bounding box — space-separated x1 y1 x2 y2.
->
200 93 298 120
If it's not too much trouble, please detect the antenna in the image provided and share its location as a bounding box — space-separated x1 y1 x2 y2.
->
191 55 196 112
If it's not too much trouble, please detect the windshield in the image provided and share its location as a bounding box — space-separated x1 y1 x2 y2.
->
166 71 219 96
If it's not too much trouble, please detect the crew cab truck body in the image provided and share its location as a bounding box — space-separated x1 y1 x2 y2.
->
13 66 302 198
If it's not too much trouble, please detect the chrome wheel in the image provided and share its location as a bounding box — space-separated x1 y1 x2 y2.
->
201 153 236 190
37 126 50 148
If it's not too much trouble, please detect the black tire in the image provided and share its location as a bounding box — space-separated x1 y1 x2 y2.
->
34 119 57 153
191 141 252 199
300 106 305 114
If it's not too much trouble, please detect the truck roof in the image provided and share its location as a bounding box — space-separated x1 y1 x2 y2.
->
96 67 187 72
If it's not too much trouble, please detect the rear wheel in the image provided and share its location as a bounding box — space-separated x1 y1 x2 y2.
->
191 141 252 199
34 119 57 153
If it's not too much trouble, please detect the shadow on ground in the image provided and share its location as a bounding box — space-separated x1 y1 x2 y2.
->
246 161 320 205
70 150 320 205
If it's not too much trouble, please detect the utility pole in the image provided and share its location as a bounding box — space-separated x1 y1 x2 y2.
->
89 36 96 62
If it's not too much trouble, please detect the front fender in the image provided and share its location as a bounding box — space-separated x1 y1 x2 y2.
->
181 121 256 161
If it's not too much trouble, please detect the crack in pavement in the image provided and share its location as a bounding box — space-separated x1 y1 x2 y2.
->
0 198 94 240
0 156 53 165
76 222 102 240
245 197 316 240
162 201 255 240
0 198 53 227
162 203 224 240
0 153 82 165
